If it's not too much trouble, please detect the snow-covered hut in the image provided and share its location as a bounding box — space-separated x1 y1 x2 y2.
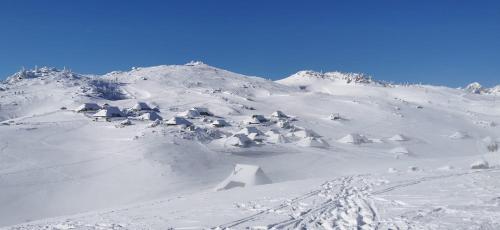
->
297 137 329 148
192 107 213 116
388 134 409 141
237 127 263 135
271 110 288 118
93 106 124 118
265 130 289 144
328 113 342 120
138 111 163 121
292 129 320 138
248 115 268 124
178 108 201 118
76 103 101 112
226 133 252 147
131 102 152 111
212 119 230 127
165 116 192 126
338 133 370 145
215 164 272 191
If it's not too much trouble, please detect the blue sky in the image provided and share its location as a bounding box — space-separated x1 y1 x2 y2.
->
0 0 499 87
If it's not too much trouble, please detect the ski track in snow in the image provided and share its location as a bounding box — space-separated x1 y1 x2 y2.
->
3 168 500 229
214 168 500 230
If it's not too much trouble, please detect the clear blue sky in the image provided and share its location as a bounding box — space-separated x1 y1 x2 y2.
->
1 0 499 87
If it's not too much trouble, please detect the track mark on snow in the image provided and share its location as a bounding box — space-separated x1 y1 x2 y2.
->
215 169 500 229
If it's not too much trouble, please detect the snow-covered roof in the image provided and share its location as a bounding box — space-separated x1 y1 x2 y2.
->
265 131 288 144
271 110 288 118
165 116 192 126
297 137 329 148
215 164 272 191
237 127 263 135
226 133 252 147
178 109 201 118
138 111 162 121
338 133 370 145
248 115 267 124
76 103 101 112
388 134 408 141
293 129 320 138
212 119 229 127
132 102 151 111
92 106 124 117
192 107 213 116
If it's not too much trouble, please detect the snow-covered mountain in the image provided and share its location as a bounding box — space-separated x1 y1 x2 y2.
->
1 62 500 229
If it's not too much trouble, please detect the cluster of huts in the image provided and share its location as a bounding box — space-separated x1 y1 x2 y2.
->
76 102 163 122
224 110 331 148
75 101 231 129
76 102 333 149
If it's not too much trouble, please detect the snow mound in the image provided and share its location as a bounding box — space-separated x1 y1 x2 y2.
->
292 129 320 138
482 137 499 152
387 168 398 173
119 119 132 126
215 164 272 191
449 131 469 140
179 107 213 118
388 134 409 141
437 165 454 171
265 131 289 144
338 134 370 145
147 119 161 128
226 134 252 147
408 166 420 172
470 160 490 170
390 147 411 158
297 137 329 148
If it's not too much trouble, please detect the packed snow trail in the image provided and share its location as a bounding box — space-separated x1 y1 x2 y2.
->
214 168 500 230
267 176 377 230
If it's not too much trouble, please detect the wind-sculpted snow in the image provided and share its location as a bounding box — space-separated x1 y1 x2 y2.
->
0 62 500 229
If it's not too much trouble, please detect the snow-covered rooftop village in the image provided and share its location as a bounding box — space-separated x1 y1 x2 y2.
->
1 1 500 229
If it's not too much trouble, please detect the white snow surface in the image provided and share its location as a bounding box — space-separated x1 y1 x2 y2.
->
1 63 500 229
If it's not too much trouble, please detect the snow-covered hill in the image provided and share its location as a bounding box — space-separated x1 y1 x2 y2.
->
465 82 500 95
1 62 500 229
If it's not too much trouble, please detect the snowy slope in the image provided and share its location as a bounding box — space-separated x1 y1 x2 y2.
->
1 62 500 229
